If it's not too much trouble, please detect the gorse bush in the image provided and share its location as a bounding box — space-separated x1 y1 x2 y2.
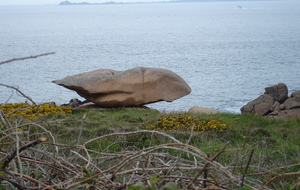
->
0 103 73 119
144 114 232 133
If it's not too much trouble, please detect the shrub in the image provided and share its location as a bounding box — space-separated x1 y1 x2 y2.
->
144 114 232 133
0 103 72 119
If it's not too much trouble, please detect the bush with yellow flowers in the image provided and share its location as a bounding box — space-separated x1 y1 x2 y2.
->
144 114 232 133
0 103 73 119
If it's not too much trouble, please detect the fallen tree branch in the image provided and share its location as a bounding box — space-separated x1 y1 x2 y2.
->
0 52 55 65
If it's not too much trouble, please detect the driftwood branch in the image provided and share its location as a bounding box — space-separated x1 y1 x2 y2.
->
0 52 55 65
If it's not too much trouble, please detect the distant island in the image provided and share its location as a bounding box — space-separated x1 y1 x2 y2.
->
59 0 257 5
59 1 174 6
59 0 190 6
59 1 123 5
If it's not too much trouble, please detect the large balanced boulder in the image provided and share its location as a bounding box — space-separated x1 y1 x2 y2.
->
53 67 191 107
241 83 300 119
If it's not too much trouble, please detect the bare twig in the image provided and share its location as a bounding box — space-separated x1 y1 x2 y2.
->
187 142 229 188
0 52 55 65
77 114 86 145
247 163 300 176
0 176 27 190
241 149 255 187
9 171 53 190
0 83 36 105
83 130 182 146
242 114 257 150
0 127 273 190
1 137 47 169
264 171 300 186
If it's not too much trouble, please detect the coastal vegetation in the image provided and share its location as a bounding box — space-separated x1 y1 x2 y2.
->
1 104 299 189
0 103 72 119
1 54 299 189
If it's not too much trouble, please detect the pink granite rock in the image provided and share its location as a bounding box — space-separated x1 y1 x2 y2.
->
53 67 191 107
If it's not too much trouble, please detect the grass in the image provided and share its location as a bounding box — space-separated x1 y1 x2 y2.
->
1 105 300 189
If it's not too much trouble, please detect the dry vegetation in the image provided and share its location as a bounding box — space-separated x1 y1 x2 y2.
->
1 102 300 190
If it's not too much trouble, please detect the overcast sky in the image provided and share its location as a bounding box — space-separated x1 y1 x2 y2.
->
0 0 164 6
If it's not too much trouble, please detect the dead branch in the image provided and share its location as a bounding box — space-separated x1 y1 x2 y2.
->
241 149 255 187
1 137 47 169
83 130 183 146
0 127 274 190
264 171 300 186
0 83 36 105
9 171 52 190
187 142 229 188
247 163 300 176
0 176 27 190
0 52 55 65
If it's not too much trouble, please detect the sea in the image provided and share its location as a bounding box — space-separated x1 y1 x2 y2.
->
0 0 300 113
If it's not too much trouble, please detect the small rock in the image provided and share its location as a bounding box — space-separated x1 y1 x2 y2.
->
291 90 300 98
279 103 286 110
76 102 101 109
283 97 300 110
277 109 300 119
270 101 280 112
188 106 218 114
62 99 87 108
41 102 56 106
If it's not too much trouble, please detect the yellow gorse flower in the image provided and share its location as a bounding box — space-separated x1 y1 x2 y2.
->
0 103 73 119
144 114 232 133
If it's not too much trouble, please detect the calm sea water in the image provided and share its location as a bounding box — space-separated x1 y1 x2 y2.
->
1 0 300 113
